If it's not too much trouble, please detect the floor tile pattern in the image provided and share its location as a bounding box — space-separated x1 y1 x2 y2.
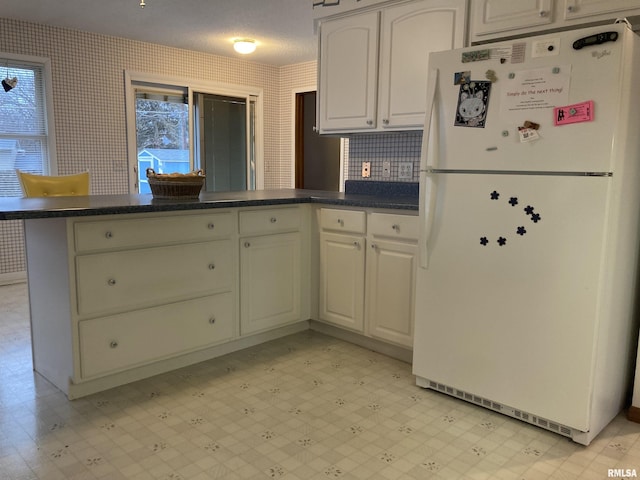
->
1 283 640 479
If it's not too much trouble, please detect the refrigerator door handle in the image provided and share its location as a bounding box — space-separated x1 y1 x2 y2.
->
419 170 437 269
418 67 439 269
420 67 439 172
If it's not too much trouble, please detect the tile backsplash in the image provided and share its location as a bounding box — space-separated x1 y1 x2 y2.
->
347 131 422 182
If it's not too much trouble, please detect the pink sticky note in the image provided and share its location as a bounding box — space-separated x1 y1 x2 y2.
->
554 101 594 126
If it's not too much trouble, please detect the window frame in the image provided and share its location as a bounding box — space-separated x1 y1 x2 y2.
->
124 70 264 194
0 52 57 187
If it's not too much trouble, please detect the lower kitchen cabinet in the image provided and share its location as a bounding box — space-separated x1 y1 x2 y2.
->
366 240 417 348
318 208 418 348
238 205 307 335
319 232 366 331
22 202 412 399
240 232 302 334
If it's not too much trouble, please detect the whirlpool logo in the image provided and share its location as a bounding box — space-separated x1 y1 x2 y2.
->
592 49 612 59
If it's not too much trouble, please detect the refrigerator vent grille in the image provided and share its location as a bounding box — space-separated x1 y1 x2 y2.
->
427 380 573 439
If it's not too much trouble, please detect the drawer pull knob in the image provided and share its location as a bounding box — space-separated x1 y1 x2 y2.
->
392 224 400 231
270 217 277 223
539 9 548 17
209 317 216 325
337 219 344 226
110 340 118 349
353 241 360 248
105 231 113 239
107 278 116 286
208 263 216 270
371 243 377 249
244 241 251 248
208 223 215 230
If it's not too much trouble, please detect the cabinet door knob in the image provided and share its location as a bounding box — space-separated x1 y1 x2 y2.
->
208 263 216 270
353 241 360 248
105 231 113 239
270 217 277 223
382 119 389 125
107 278 116 286
539 10 548 16
567 5 574 13
110 340 118 349
209 317 216 325
208 223 215 230
337 219 344 226
371 243 377 249
244 241 251 248
392 224 400 231
366 120 373 126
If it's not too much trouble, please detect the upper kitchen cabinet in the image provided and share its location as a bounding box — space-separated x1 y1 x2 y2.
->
470 0 554 39
317 0 467 134
318 11 380 133
470 0 640 43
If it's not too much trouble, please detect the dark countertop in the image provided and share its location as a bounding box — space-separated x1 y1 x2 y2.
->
0 188 419 221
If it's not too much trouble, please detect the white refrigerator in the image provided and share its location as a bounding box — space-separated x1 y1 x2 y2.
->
413 23 640 445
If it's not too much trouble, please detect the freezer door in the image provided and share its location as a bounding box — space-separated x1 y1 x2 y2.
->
424 24 631 173
413 173 609 431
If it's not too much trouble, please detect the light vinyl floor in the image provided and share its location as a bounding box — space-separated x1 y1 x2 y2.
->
1 283 640 479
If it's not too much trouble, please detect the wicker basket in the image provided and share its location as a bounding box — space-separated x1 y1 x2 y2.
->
146 168 205 199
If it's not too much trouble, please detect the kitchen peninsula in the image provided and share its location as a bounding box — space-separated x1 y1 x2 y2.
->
0 186 418 399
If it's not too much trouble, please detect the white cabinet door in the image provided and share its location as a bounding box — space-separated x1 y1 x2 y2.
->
319 232 366 331
471 0 554 38
318 11 379 132
378 0 466 129
563 0 640 20
366 240 416 347
240 233 301 335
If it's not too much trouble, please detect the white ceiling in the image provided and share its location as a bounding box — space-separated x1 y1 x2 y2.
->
2 0 318 66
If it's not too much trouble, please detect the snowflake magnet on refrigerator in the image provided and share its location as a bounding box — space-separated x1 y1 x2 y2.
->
480 191 543 247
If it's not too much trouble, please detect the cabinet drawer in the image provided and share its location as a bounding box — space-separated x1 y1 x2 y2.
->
76 240 233 317
320 208 366 234
368 213 418 241
79 293 234 378
74 211 235 253
239 207 300 235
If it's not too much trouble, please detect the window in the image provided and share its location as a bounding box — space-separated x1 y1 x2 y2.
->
0 55 55 197
125 72 263 194
134 87 189 194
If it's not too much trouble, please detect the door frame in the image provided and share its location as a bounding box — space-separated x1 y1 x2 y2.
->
290 86 345 191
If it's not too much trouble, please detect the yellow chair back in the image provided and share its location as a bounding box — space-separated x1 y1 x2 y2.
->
17 170 90 198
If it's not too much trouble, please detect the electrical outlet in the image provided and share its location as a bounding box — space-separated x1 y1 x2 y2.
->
398 162 413 179
361 162 371 178
382 161 391 178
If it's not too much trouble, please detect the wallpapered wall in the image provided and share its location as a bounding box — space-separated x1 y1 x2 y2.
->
0 17 317 278
0 18 422 279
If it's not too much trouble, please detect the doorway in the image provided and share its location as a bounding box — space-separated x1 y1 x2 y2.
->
195 93 257 192
295 91 341 191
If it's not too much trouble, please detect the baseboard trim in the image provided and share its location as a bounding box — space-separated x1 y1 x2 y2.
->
627 406 640 423
0 271 27 285
309 320 412 363
65 321 310 399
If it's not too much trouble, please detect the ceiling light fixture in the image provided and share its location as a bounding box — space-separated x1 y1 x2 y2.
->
233 39 257 55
